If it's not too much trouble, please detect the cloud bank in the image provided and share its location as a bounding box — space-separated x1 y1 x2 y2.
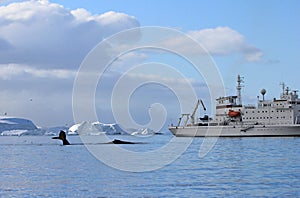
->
0 0 140 69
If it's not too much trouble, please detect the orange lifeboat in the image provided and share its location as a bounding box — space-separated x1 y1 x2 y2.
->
228 110 241 117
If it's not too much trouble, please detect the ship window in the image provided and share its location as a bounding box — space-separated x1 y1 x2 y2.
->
258 111 260 113
266 111 268 113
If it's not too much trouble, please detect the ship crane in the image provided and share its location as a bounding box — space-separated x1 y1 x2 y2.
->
177 99 207 127
190 99 206 125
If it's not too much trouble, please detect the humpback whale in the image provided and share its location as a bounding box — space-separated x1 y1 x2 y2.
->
52 130 70 145
52 130 139 145
110 139 135 144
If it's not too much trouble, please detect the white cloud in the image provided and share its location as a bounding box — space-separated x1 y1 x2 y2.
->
0 64 76 80
0 0 140 68
70 8 92 22
161 26 263 62
188 27 263 61
188 27 243 55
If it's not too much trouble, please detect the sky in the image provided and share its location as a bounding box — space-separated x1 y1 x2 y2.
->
0 0 299 129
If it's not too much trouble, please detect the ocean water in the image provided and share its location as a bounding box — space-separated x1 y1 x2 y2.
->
1 134 300 197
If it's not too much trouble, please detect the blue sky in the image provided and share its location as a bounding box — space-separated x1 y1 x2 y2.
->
0 0 299 128
47 0 300 92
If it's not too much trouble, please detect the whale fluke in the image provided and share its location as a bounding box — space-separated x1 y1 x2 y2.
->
52 130 70 145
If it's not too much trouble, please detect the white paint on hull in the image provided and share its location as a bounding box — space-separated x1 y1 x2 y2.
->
169 125 300 137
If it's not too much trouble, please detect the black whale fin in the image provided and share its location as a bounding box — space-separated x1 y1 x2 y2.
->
52 130 70 145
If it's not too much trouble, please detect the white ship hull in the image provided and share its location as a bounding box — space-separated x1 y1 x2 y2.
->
169 125 300 137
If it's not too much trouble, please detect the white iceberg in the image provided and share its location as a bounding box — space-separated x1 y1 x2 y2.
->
67 121 163 136
68 121 128 135
68 121 106 135
130 128 156 136
1 129 28 136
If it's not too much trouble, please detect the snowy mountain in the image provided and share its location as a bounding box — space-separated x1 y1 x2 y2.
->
0 117 37 131
0 116 161 136
0 117 43 136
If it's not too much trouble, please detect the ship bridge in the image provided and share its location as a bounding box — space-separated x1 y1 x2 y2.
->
216 96 242 109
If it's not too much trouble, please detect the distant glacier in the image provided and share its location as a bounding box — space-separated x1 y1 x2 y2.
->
0 117 43 136
0 117 158 136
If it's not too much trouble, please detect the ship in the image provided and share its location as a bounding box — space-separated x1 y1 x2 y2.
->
169 75 300 137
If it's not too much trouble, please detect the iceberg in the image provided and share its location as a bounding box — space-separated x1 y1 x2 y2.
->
68 121 162 136
68 121 106 135
68 121 127 135
1 130 28 136
131 128 156 136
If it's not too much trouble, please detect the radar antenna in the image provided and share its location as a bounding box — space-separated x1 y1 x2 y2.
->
261 89 266 101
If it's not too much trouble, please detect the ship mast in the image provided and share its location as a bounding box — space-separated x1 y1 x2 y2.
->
280 82 285 95
237 75 244 105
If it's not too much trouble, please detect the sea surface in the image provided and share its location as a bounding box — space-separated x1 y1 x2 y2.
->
1 134 300 197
